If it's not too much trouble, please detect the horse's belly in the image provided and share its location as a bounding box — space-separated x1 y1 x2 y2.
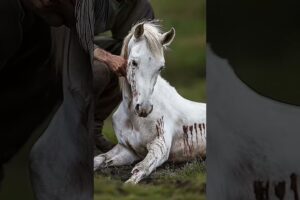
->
169 129 206 162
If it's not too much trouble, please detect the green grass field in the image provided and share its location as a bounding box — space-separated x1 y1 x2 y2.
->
95 0 206 199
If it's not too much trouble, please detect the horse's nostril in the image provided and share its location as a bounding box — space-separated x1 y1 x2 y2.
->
135 104 140 112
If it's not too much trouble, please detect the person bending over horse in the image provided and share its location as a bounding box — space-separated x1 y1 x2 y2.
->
20 0 154 153
0 0 153 199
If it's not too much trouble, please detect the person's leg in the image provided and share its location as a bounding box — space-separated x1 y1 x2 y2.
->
92 60 121 153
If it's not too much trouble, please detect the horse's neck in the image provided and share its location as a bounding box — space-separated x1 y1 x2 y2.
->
119 77 133 105
155 76 180 101
120 75 181 109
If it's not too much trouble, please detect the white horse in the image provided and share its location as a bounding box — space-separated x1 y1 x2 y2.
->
94 21 206 184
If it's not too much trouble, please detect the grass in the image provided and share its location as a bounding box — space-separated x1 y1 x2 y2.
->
94 161 206 200
95 0 206 199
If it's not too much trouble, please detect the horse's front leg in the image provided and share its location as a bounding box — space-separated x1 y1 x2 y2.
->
126 118 172 184
94 144 139 170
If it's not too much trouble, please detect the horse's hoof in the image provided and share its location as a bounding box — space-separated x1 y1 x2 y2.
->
94 155 105 171
131 164 144 174
125 178 137 184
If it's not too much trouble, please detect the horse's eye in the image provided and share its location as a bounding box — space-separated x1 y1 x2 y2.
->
132 60 138 67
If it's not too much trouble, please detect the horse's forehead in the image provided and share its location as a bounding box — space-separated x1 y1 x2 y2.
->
132 42 148 53
129 38 164 63
129 38 148 51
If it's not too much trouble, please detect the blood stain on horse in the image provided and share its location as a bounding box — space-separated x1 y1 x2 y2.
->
194 123 199 147
194 123 197 134
189 125 193 134
156 124 160 137
189 125 194 152
156 117 166 143
199 123 202 136
274 181 285 200
182 125 191 157
290 173 299 200
186 128 192 155
202 123 206 139
253 180 269 200
183 125 188 135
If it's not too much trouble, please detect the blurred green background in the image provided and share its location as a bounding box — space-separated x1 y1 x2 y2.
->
95 0 206 200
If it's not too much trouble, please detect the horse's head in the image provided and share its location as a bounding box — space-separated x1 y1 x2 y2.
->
124 22 175 117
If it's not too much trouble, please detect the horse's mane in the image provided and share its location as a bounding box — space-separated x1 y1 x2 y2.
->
121 20 165 59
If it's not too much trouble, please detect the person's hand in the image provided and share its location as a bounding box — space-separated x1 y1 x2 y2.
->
94 48 127 77
106 54 127 77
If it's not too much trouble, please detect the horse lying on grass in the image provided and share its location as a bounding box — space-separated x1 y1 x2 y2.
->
94 21 206 184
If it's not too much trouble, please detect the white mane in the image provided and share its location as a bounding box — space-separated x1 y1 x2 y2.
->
121 21 165 59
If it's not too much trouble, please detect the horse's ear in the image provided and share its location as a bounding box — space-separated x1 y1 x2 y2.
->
161 27 176 46
134 23 144 39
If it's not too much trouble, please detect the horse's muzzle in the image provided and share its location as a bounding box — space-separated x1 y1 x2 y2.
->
135 103 153 117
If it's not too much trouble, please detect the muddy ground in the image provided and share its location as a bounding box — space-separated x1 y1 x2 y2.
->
94 160 206 200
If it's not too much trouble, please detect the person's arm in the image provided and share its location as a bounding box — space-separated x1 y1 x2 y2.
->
94 47 127 76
